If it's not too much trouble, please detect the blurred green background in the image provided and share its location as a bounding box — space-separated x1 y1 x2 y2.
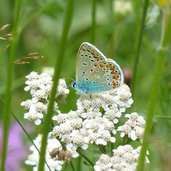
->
0 0 171 171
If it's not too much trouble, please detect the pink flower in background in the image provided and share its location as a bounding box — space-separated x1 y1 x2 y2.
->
0 123 26 171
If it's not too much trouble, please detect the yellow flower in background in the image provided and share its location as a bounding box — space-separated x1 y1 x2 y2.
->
157 0 171 7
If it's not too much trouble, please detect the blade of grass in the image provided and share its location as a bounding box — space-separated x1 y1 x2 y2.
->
1 0 23 170
91 0 97 44
37 0 75 170
131 0 150 98
136 2 171 171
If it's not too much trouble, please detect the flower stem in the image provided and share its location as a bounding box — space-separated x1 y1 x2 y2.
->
37 0 75 170
77 148 94 167
1 0 22 170
131 0 150 98
91 0 97 44
70 161 76 171
136 3 171 171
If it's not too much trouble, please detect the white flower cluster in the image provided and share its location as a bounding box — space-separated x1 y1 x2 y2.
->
21 71 69 125
52 85 133 153
25 134 64 171
94 145 149 171
22 71 148 171
113 0 133 15
77 84 133 112
117 112 146 142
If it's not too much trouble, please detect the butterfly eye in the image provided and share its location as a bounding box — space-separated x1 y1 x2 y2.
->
72 82 76 88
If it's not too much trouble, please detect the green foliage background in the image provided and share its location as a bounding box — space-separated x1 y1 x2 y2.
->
0 0 171 171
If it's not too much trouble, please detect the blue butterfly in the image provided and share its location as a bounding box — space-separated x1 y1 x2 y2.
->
72 42 124 94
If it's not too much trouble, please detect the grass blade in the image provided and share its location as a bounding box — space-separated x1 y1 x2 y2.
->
37 0 75 170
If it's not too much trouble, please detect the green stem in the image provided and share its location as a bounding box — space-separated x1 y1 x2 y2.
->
70 161 76 171
131 0 150 98
110 142 114 155
37 0 75 170
77 155 82 171
136 4 171 171
155 115 171 119
77 149 94 167
1 0 23 170
91 0 97 44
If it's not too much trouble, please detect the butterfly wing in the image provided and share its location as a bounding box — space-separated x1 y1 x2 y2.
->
76 42 124 93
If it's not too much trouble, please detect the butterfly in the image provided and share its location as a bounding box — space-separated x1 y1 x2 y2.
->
72 42 124 94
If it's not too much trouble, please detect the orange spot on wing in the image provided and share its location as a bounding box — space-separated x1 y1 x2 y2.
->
110 66 114 70
94 63 98 67
111 70 116 74
100 63 105 67
113 80 117 87
113 75 118 80
106 64 111 68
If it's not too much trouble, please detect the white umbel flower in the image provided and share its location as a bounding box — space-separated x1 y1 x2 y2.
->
21 71 69 125
21 100 47 125
94 145 149 171
117 112 146 142
77 84 133 113
52 84 133 152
